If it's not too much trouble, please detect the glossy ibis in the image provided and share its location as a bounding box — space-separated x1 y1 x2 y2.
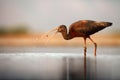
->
46 20 112 56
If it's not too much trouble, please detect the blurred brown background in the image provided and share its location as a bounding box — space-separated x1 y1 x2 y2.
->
0 0 120 47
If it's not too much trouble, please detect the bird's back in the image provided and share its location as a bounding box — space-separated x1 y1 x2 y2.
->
69 20 111 38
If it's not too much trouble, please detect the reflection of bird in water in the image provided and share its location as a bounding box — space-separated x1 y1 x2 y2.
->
46 20 112 56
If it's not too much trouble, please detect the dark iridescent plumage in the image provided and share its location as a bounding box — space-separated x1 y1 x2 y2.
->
68 20 112 39
57 20 112 56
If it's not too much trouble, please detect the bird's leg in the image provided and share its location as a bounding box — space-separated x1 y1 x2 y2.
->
88 37 97 56
83 38 87 57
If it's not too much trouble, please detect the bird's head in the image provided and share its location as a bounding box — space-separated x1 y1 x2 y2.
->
57 25 67 33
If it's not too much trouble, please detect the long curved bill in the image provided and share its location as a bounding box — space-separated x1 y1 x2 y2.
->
47 27 58 35
41 28 58 45
41 27 58 38
43 27 58 37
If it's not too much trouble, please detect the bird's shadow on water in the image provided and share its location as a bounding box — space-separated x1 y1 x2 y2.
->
64 56 97 80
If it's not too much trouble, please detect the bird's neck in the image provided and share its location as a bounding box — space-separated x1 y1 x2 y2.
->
61 29 72 40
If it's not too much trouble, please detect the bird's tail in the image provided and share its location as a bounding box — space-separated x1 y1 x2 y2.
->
97 22 112 28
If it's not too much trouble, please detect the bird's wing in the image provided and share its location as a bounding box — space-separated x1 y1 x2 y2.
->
69 20 105 35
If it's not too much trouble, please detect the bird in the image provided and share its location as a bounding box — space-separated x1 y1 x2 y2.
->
46 20 112 56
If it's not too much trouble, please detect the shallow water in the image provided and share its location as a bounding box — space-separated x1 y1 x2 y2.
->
0 46 120 80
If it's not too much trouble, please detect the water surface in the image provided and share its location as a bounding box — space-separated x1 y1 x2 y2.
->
0 46 120 80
